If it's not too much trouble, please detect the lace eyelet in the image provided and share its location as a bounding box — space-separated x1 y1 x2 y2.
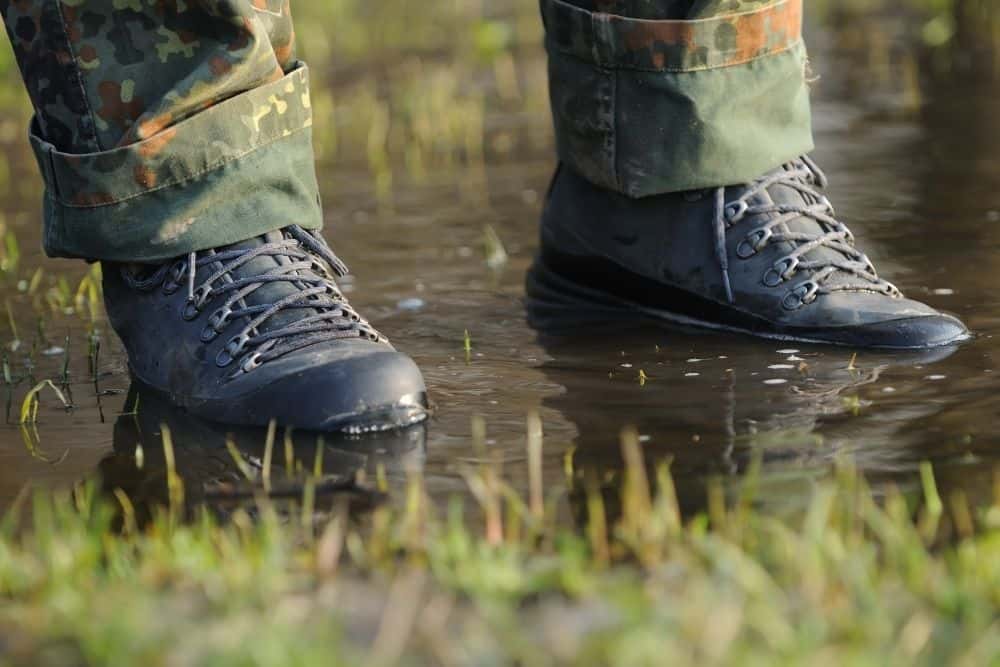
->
831 222 855 245
781 292 803 310
182 284 215 320
737 228 773 259
240 353 263 373
162 262 186 295
856 253 878 277
216 333 251 367
215 348 234 367
182 301 201 321
819 195 834 215
782 281 820 310
200 325 220 343
883 281 902 298
724 200 749 224
763 256 800 287
208 305 233 331
191 284 212 308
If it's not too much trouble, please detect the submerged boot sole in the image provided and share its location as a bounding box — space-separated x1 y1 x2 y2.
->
525 250 970 350
129 371 429 434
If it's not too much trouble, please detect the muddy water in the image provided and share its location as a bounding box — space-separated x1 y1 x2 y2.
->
0 11 998 516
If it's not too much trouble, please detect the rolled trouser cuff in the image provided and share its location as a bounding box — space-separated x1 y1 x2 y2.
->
30 63 322 263
542 0 814 197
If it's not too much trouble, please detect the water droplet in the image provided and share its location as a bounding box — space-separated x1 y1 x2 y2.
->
768 364 794 370
776 348 799 354
763 378 787 385
397 297 425 311
684 372 699 377
925 374 946 381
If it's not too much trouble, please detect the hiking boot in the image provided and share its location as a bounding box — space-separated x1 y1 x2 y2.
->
527 158 969 349
102 226 428 432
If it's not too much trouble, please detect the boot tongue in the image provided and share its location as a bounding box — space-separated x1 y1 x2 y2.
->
208 230 323 334
759 164 862 289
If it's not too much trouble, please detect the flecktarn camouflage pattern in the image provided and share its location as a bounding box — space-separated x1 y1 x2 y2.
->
1 0 318 261
0 0 814 260
549 0 803 70
560 1 789 22
545 0 813 196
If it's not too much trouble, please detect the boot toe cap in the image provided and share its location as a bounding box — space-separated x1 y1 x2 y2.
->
279 348 429 432
844 313 970 350
192 343 428 431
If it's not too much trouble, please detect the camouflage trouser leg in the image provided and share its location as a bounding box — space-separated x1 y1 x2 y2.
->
544 0 814 196
1 0 320 262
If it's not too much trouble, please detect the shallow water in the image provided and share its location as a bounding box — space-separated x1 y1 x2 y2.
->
0 8 998 516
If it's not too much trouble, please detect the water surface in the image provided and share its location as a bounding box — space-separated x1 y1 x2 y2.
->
0 7 997 515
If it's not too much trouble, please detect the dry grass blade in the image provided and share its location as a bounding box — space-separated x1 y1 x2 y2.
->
262 420 276 492
526 411 544 521
161 425 185 514
225 436 255 481
19 380 70 424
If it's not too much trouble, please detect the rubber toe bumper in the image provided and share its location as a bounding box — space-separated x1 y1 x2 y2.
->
186 347 428 432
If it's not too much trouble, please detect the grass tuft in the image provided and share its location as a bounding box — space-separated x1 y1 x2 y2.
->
1 425 999 665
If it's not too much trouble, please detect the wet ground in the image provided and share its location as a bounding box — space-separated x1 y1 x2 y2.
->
0 7 998 516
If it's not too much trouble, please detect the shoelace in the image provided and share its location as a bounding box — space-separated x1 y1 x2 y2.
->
123 226 387 375
712 155 901 309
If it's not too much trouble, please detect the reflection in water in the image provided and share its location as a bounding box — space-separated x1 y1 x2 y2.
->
530 322 972 513
97 385 426 522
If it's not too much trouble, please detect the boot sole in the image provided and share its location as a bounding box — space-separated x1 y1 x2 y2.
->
129 371 429 434
525 251 970 350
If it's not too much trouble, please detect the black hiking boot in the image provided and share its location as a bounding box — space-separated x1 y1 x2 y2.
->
103 226 428 432
527 158 969 349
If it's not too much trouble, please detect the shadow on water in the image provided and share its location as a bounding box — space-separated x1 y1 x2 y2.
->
0 2 999 520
